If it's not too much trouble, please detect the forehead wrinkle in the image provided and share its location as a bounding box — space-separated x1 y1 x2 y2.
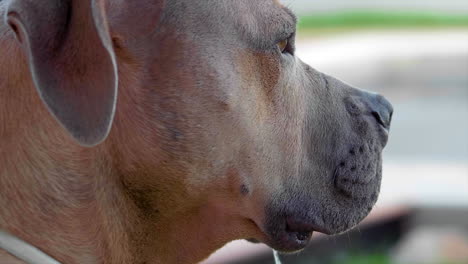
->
233 0 297 49
281 6 298 25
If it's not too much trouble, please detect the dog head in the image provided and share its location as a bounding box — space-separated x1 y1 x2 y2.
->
6 0 393 258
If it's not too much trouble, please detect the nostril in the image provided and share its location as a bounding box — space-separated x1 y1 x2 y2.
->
371 94 393 129
372 111 387 128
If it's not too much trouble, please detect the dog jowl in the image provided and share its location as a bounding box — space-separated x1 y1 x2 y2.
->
0 0 393 263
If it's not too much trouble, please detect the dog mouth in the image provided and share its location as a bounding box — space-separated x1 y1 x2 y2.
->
251 171 381 252
273 231 313 252
249 227 314 252
246 142 384 252
280 222 314 251
249 214 324 252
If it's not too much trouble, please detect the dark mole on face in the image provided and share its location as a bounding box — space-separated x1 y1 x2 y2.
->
240 184 250 195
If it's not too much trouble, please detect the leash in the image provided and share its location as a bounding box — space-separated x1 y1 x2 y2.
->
0 230 61 264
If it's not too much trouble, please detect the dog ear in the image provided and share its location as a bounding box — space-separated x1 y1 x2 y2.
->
6 0 118 147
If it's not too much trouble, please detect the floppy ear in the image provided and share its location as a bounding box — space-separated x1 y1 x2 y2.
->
6 0 118 146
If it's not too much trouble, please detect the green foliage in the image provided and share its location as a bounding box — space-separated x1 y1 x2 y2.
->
331 253 391 264
297 11 468 32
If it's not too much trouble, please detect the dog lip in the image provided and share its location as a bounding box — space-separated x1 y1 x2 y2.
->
250 218 313 252
267 226 314 252
276 230 313 251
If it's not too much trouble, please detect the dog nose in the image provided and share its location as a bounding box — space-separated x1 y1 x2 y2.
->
367 94 393 129
348 92 393 130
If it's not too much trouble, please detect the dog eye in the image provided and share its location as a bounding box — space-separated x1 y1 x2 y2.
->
277 39 288 53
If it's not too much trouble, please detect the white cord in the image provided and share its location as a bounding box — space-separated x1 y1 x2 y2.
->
273 249 283 264
0 230 61 264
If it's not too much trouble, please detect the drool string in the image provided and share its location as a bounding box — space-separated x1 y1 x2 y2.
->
273 249 282 264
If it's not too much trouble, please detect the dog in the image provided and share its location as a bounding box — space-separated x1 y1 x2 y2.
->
0 0 393 263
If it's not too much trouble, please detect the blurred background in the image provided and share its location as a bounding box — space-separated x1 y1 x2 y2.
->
203 1 468 263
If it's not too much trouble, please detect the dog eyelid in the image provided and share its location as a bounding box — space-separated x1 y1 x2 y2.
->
277 39 288 53
276 33 295 55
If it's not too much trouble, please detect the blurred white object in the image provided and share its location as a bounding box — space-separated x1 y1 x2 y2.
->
392 227 468 264
296 30 468 71
202 240 271 264
379 162 468 207
282 0 468 15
